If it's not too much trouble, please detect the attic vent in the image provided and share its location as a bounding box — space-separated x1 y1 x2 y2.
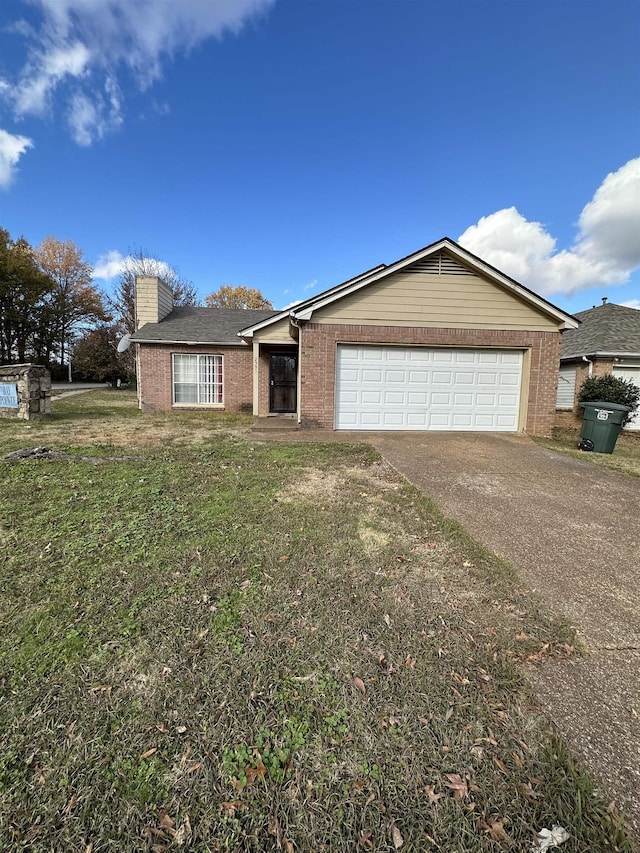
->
408 253 472 276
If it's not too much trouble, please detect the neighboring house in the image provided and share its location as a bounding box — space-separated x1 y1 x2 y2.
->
130 238 578 435
556 299 640 430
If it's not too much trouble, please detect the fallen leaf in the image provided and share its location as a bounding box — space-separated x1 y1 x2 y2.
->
493 756 509 774
516 782 538 803
186 762 202 773
158 812 175 830
384 614 392 627
358 829 373 848
444 705 454 722
220 801 244 816
140 748 158 760
268 814 283 848
245 760 267 786
443 773 468 801
391 824 404 848
353 676 366 695
469 745 484 763
284 841 294 853
423 785 443 805
480 817 508 841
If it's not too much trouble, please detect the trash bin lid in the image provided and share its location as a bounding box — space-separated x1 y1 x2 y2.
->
580 400 630 412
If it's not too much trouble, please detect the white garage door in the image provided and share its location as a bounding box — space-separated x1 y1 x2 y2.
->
335 345 523 431
613 366 640 430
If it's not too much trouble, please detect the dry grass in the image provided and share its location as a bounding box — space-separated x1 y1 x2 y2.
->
0 391 634 851
534 427 640 478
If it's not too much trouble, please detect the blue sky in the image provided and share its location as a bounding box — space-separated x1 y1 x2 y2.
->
0 0 638 315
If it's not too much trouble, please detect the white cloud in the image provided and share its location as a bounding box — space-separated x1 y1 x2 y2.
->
67 76 123 145
13 42 90 116
3 0 275 144
0 129 33 188
93 249 126 280
458 157 640 297
620 299 640 310
280 298 303 310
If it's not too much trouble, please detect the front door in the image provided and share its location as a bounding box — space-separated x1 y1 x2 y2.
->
269 353 297 414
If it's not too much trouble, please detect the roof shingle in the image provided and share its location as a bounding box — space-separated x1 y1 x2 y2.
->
130 306 279 345
561 303 640 359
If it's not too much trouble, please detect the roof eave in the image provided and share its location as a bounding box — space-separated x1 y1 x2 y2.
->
561 351 640 360
132 338 250 346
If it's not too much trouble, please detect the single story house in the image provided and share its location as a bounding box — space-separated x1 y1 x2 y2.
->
130 237 578 435
556 299 640 430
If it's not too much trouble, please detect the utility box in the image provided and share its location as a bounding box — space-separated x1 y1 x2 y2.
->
579 401 629 454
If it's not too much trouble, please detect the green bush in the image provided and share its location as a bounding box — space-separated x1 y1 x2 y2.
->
578 373 640 427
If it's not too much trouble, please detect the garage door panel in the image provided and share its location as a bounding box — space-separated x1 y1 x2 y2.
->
335 346 523 431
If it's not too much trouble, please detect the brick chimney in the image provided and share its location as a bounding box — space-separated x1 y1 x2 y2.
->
135 276 173 329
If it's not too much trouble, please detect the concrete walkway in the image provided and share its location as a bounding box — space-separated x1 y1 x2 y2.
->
371 432 640 835
51 382 110 399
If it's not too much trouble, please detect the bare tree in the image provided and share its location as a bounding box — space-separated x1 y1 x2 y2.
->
109 249 200 335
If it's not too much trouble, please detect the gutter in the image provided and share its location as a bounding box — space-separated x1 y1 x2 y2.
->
130 338 250 346
562 351 640 360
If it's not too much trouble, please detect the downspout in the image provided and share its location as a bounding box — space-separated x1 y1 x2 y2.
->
582 355 593 377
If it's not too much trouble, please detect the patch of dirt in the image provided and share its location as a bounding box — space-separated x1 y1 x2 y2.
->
276 461 401 505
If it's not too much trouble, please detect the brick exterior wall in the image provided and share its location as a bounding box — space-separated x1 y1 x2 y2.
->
299 323 562 436
554 357 615 429
137 344 254 412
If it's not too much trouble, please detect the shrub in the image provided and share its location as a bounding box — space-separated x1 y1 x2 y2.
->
578 373 640 427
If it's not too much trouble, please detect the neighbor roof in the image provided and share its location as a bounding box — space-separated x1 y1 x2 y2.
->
239 237 578 337
131 306 278 345
560 302 640 359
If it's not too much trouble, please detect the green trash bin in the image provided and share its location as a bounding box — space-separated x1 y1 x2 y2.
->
579 401 629 454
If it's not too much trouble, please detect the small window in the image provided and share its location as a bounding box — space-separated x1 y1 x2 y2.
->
172 354 223 405
556 365 576 408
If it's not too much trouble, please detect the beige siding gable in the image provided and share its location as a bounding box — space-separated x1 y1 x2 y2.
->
253 315 296 343
313 257 559 332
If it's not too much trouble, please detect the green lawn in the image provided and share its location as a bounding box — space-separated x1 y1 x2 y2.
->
0 392 633 851
534 427 640 478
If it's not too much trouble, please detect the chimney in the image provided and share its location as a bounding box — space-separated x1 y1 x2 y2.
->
602 297 608 305
135 276 173 329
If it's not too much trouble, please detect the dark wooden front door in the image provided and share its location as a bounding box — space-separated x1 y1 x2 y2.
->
269 353 297 414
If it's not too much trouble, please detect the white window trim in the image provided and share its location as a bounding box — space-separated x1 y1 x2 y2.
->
172 353 225 407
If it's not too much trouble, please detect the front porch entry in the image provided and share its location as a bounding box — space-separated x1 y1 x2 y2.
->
269 352 297 414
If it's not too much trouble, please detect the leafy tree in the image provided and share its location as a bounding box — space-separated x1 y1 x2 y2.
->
579 373 640 427
205 285 273 310
0 229 52 364
72 323 131 384
35 236 108 369
109 249 200 336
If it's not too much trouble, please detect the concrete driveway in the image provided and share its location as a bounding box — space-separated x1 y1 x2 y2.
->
371 432 640 835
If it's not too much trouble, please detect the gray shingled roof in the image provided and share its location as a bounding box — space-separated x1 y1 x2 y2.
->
561 302 640 359
130 307 279 345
